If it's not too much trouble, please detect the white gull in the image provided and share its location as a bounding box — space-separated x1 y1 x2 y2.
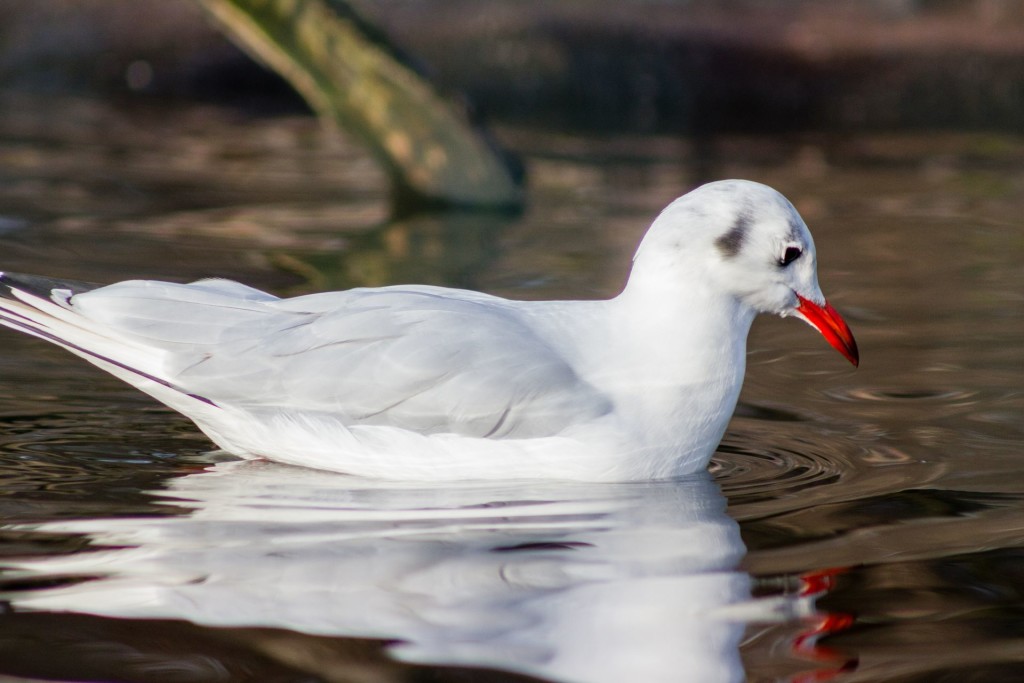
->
0 180 858 481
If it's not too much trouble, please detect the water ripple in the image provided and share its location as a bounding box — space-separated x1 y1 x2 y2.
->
825 386 977 404
712 437 848 505
0 408 203 524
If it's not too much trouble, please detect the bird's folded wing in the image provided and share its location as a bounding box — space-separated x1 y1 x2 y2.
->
73 282 613 439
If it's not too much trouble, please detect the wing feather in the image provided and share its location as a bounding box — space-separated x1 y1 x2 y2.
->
70 281 612 439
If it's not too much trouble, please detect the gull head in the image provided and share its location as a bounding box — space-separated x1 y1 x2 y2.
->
630 179 859 366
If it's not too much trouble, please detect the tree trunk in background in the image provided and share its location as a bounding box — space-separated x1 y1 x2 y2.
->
196 0 524 211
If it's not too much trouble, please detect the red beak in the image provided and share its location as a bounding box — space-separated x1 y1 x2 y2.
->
795 295 859 367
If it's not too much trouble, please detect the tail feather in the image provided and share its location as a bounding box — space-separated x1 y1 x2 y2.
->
0 271 217 408
0 271 100 300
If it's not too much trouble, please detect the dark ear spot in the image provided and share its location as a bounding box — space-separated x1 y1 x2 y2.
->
716 211 752 258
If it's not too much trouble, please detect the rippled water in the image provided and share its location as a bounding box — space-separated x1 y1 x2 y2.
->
1 93 1024 682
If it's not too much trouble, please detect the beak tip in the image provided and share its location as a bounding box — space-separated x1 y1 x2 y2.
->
841 324 860 368
843 336 860 368
796 295 860 368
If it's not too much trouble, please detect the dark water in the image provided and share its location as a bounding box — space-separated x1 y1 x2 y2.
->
1 93 1024 682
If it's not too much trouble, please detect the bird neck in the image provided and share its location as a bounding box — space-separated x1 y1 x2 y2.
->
591 271 756 450
594 276 756 476
613 270 756 379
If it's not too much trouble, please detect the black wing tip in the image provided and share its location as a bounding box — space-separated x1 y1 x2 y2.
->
0 271 102 300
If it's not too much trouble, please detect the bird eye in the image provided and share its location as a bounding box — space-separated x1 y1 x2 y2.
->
779 246 802 267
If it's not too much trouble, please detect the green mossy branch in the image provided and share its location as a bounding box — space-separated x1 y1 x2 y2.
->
196 0 523 210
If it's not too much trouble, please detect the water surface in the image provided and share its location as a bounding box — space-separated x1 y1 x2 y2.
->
1 94 1024 682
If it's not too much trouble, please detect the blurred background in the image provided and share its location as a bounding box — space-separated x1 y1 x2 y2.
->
2 0 1021 292
4 0 1024 132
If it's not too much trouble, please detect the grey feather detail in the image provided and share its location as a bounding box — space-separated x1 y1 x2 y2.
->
715 210 752 258
349 369 453 420
270 334 400 358
483 406 513 438
786 215 805 243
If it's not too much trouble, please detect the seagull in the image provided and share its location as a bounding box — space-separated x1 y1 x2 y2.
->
0 180 857 481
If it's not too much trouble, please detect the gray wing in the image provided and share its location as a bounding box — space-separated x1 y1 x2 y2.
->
73 281 613 439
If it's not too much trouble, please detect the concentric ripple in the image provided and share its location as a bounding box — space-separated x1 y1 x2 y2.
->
824 386 977 404
712 437 848 506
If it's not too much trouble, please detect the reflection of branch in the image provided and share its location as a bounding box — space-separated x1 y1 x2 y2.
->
272 209 514 293
196 0 523 211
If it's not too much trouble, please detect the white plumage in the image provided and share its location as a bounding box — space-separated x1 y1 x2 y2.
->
0 180 857 481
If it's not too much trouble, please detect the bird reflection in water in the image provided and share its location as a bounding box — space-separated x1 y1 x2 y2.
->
1 461 859 682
